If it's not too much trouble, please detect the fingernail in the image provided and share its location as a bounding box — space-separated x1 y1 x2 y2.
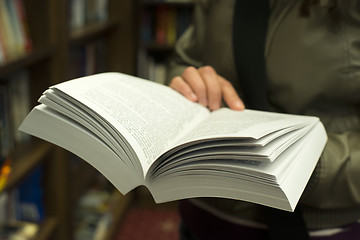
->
189 92 198 101
200 99 208 106
211 102 220 110
235 101 244 110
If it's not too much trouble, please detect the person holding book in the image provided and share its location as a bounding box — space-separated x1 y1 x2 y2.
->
167 0 360 239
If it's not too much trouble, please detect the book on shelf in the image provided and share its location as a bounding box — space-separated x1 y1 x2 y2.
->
0 36 5 64
0 82 11 158
0 165 44 225
155 6 167 45
74 178 116 240
19 72 328 212
0 0 17 60
0 0 32 63
6 0 26 56
0 70 31 158
8 71 31 145
69 0 109 31
0 190 40 240
137 48 167 84
13 0 33 53
140 5 192 46
0 222 38 240
68 41 107 79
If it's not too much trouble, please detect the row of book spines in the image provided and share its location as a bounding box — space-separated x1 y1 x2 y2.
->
74 175 121 240
0 166 44 224
68 41 107 79
69 0 109 30
0 70 31 159
141 6 192 46
137 49 168 84
0 0 33 65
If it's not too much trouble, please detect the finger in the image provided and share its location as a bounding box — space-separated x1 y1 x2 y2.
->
169 76 198 102
182 66 208 106
219 76 245 110
198 66 222 110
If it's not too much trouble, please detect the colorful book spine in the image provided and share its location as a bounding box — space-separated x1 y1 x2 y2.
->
14 0 33 52
70 0 109 31
141 5 192 46
155 6 168 45
5 0 26 56
166 8 177 45
140 9 153 44
0 37 5 64
0 0 32 63
0 0 17 60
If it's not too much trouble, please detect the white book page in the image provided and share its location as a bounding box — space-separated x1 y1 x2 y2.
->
177 108 317 144
52 73 210 175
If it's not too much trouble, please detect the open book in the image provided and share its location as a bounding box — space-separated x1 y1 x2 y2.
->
20 72 327 212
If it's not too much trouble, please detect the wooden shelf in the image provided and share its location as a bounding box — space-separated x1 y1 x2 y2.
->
142 43 175 52
0 46 55 79
35 218 58 240
0 1 136 239
141 0 193 7
3 140 53 192
69 21 119 46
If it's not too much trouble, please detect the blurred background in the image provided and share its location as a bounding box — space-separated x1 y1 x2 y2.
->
0 0 193 239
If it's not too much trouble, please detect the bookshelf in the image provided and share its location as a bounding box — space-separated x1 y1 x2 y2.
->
136 0 193 83
0 0 136 239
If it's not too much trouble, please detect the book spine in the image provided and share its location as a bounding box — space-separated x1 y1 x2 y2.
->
0 83 11 158
0 34 5 64
0 71 31 149
0 0 17 60
166 8 177 45
68 41 107 79
70 0 86 30
9 71 31 144
70 0 109 31
0 10 6 64
5 0 26 57
155 6 167 45
0 0 32 61
85 0 97 25
96 0 108 22
140 9 153 45
13 0 33 53
85 43 96 75
17 166 45 222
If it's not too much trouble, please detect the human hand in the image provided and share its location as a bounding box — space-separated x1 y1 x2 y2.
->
169 66 245 111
